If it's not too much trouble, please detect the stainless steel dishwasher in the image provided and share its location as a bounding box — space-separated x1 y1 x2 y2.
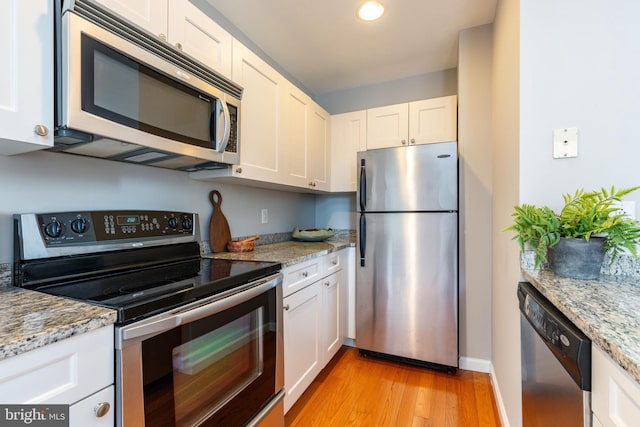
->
518 281 592 427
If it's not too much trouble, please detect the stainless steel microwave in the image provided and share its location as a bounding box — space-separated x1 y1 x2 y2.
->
52 0 242 171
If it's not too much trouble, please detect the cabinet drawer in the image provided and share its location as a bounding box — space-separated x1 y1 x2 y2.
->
324 252 342 275
70 385 114 427
283 258 321 297
0 325 114 405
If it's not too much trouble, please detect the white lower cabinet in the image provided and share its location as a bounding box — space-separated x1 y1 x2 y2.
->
282 249 348 413
592 345 640 426
283 281 322 413
0 325 114 425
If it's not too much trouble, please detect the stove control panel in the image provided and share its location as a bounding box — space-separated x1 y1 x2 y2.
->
34 210 196 245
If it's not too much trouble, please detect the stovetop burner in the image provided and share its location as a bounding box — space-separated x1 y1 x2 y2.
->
13 210 281 324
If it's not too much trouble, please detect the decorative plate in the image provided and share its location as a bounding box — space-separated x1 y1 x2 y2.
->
292 227 335 242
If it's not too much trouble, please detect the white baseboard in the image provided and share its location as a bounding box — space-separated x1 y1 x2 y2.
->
489 362 510 427
459 356 491 373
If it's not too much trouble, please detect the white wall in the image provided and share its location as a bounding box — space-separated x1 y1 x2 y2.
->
458 24 493 367
0 151 316 263
491 0 521 426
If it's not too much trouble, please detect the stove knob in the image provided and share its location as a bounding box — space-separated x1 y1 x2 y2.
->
71 218 87 234
44 220 63 238
182 218 193 230
168 217 179 229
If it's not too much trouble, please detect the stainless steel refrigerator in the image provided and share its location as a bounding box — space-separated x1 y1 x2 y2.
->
356 141 458 369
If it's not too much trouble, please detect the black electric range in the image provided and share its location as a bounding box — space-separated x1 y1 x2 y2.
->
13 210 281 324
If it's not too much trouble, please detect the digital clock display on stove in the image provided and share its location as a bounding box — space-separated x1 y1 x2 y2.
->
117 215 139 225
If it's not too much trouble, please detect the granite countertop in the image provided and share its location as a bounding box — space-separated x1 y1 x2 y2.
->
522 268 640 384
0 287 117 361
204 235 355 267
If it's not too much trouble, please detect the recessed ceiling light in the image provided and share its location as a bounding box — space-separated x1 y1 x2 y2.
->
357 1 385 21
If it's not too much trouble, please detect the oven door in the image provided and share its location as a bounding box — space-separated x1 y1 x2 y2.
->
116 273 283 427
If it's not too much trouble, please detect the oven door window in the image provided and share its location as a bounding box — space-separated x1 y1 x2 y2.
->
141 289 277 426
80 34 215 149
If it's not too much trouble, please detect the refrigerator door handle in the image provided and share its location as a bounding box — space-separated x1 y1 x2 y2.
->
359 159 366 211
359 213 366 266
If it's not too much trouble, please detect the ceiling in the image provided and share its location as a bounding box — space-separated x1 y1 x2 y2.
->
204 0 497 96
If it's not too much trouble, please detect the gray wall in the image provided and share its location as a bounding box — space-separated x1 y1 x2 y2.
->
458 24 493 368
315 69 458 114
0 151 315 263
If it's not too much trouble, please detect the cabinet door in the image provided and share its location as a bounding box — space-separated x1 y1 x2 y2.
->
344 247 356 340
283 282 322 413
366 103 408 150
69 385 114 427
167 0 232 77
321 273 342 363
92 0 168 38
330 110 366 192
408 95 457 145
592 345 640 427
0 0 53 155
282 83 311 188
308 104 331 191
231 39 285 182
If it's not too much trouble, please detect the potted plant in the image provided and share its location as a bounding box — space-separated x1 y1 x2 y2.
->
505 186 640 279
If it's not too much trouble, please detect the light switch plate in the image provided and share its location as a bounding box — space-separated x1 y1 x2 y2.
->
552 127 578 159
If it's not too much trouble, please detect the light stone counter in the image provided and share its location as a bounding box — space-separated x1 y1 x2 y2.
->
0 287 117 360
204 234 355 267
522 268 640 384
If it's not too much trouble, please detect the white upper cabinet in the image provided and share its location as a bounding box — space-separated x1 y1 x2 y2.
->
330 110 367 192
307 104 331 191
0 0 54 155
228 39 285 182
366 95 457 150
92 0 169 38
93 0 232 77
167 0 232 77
282 83 311 188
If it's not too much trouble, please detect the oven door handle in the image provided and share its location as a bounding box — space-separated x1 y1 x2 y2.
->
121 276 280 342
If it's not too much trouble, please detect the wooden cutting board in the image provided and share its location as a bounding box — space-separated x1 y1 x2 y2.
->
209 190 231 252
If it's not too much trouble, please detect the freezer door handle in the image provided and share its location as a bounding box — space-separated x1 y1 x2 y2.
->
359 159 366 211
359 213 366 266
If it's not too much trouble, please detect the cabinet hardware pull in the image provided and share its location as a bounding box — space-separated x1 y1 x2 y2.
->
94 402 110 418
235 167 243 173
283 304 290 311
33 124 48 136
410 138 416 144
159 33 167 41
324 281 330 286
332 260 337 265
302 271 308 277
175 42 183 50
401 139 407 145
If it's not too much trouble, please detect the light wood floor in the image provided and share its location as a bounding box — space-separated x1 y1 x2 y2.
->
285 346 502 427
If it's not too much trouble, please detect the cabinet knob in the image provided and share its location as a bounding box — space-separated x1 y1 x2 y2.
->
401 139 407 145
410 138 416 144
94 402 110 418
175 42 183 51
235 167 243 174
33 124 48 136
159 33 167 41
302 271 308 278
283 304 290 311
332 260 338 265
324 281 330 286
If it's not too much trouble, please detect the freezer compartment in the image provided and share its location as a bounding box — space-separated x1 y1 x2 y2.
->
356 211 458 367
357 142 458 213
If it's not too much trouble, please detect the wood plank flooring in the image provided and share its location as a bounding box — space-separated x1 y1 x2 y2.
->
285 347 501 427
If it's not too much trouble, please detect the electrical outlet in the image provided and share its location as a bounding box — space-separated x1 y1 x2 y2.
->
613 201 636 219
261 209 268 224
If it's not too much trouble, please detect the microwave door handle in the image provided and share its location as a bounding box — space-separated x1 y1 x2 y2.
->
212 98 230 153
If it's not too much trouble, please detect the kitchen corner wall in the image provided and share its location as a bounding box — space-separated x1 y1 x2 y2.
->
0 151 316 263
458 24 493 370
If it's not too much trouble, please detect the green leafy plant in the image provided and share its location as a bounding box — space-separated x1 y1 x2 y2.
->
505 186 640 268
